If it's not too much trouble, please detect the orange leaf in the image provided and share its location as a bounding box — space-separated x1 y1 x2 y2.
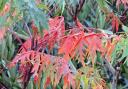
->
63 75 69 89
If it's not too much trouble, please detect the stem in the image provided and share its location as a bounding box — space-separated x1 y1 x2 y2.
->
103 58 121 89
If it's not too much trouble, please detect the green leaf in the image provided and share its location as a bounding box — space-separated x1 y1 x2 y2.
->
102 30 113 34
27 80 34 89
0 0 8 12
15 32 29 40
97 0 106 9
122 25 128 32
37 4 49 11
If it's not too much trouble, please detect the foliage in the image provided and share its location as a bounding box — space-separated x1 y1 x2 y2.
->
0 0 128 89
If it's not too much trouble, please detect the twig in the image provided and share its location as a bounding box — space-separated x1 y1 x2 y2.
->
66 0 85 23
0 81 9 89
24 22 32 38
75 0 85 19
23 63 33 89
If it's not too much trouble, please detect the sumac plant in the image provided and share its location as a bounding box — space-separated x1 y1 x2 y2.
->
1 0 128 89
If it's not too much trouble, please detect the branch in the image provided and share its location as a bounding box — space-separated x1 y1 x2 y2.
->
0 81 9 89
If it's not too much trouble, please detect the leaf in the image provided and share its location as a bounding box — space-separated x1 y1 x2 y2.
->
93 85 103 89
34 74 39 84
0 0 8 12
102 30 113 34
81 76 89 88
63 75 69 89
122 25 128 32
44 77 51 89
0 29 5 40
10 50 75 88
105 36 120 62
0 2 10 16
35 0 41 5
59 31 105 65
112 15 119 32
19 16 65 52
116 0 128 9
96 0 110 14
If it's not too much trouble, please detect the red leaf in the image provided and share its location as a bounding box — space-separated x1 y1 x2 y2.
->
116 0 128 9
112 16 119 32
59 32 105 65
34 74 39 84
49 16 65 35
11 50 75 88
115 17 119 32
35 0 42 4
63 73 75 89
44 77 51 89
